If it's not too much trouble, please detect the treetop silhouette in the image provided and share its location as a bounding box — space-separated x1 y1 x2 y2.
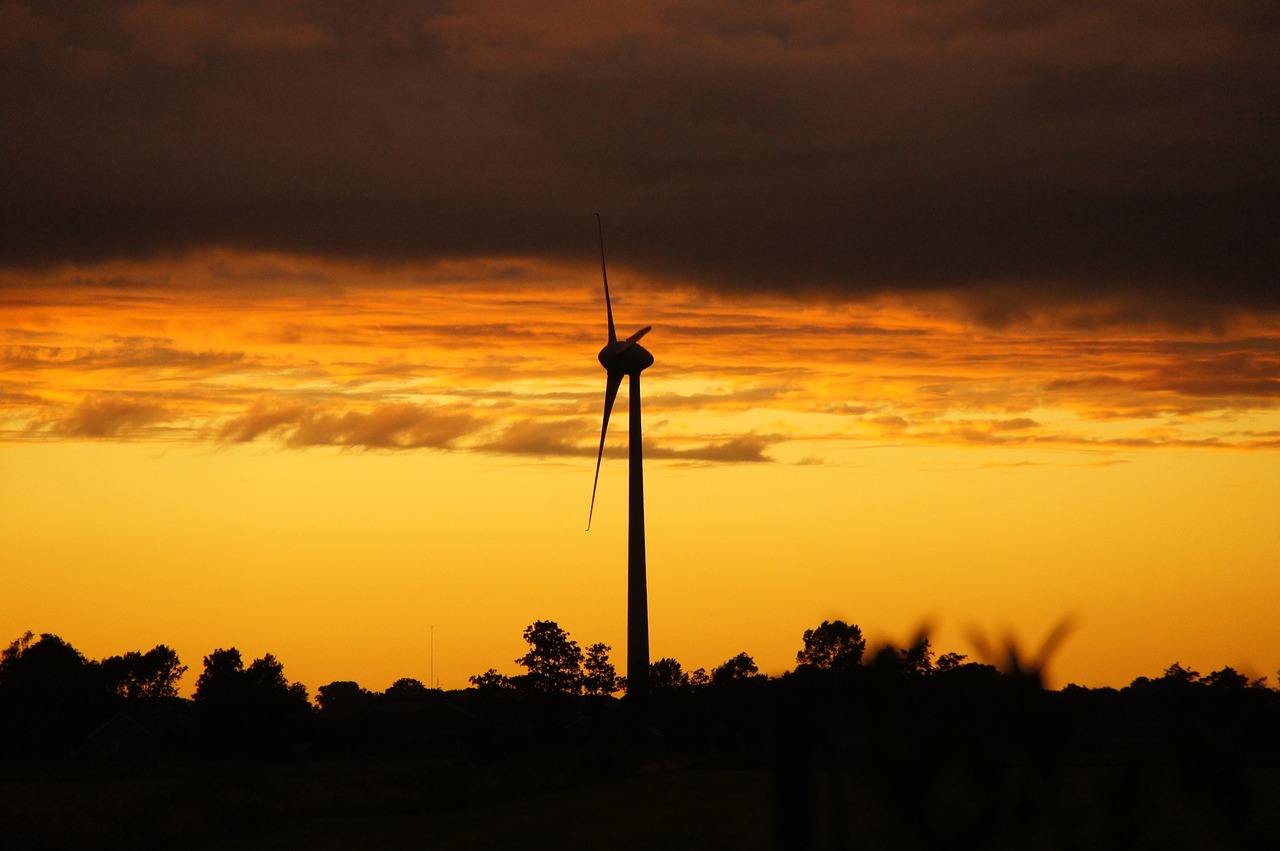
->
468 620 621 696
795 619 866 672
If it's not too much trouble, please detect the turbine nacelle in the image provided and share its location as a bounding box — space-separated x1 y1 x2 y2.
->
588 218 654 532
598 326 654 375
588 215 655 704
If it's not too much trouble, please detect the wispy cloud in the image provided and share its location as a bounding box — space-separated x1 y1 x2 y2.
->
472 418 592 457
36 394 172 438
217 400 480 450
4 263 1280 459
4 340 246 372
645 433 780 464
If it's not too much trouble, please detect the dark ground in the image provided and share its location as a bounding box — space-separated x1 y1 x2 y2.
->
5 748 1277 851
5 657 1280 849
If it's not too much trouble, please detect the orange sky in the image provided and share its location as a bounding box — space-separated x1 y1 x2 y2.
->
3 251 1278 693
2 1 1276 697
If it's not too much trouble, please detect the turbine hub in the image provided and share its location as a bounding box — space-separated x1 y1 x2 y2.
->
599 340 654 375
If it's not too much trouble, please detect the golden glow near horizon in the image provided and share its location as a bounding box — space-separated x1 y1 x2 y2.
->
3 252 1279 694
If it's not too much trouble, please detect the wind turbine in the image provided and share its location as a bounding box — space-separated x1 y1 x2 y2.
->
587 214 653 704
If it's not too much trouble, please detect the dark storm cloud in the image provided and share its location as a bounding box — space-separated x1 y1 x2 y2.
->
3 1 1276 313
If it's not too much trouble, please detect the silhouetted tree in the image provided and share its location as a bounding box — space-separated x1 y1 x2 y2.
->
1203 666 1249 689
1162 662 1201 683
516 620 583 694
194 647 246 704
384 677 432 699
582 643 620 695
688 667 711 687
246 653 309 703
0 632 89 693
650 657 688 692
712 652 761 685
902 636 934 677
935 651 968 672
796 620 866 672
316 680 369 714
0 631 35 666
0 632 106 755
100 645 186 700
192 647 311 751
469 669 515 691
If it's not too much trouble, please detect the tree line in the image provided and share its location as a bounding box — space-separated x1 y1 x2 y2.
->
467 618 965 695
0 632 310 757
6 622 1278 850
1 620 1275 760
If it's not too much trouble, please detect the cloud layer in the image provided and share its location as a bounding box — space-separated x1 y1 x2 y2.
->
4 265 1278 460
3 1 1277 314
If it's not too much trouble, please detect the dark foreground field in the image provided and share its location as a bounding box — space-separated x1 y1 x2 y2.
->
4 757 769 850
6 749 1278 850
5 637 1280 849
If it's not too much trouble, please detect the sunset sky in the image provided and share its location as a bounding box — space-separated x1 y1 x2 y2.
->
3 1 1278 694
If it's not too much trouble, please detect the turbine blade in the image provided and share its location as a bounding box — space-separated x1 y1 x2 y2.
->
597 213 616 343
610 326 653 358
587 371 623 530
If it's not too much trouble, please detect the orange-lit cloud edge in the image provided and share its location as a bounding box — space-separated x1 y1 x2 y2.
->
3 251 1279 693
5 251 1279 458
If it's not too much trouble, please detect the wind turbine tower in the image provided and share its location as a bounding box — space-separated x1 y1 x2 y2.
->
587 215 654 704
